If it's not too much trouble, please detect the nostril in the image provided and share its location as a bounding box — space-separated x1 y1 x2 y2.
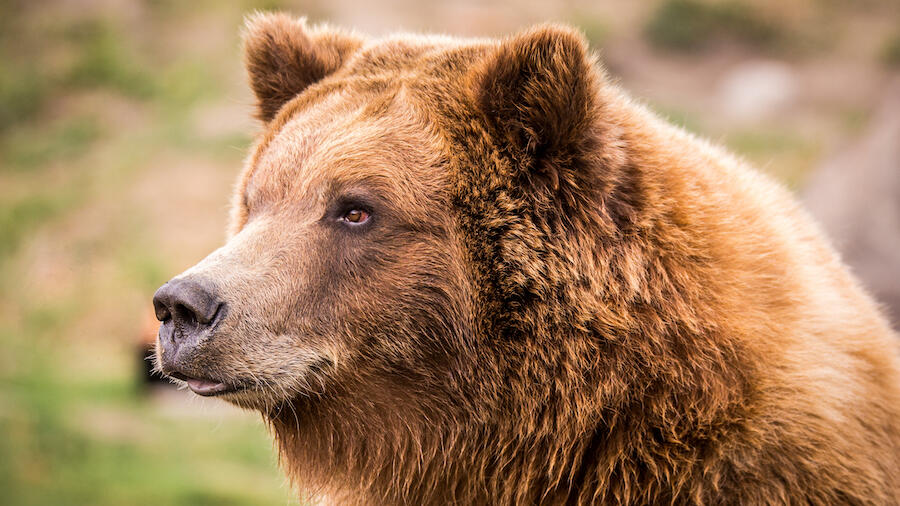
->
152 277 224 330
176 300 222 327
153 285 172 322
175 303 198 328
154 304 171 322
153 278 226 332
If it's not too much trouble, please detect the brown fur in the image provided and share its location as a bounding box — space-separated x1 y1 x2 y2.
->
156 13 900 505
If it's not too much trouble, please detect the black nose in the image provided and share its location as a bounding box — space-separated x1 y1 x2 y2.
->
153 278 225 343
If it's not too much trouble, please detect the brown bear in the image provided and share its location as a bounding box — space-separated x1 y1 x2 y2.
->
152 12 900 505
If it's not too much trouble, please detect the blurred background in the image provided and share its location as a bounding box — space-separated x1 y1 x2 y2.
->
1 0 898 504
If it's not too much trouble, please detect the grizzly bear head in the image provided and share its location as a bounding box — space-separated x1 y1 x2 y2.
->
152 13 623 415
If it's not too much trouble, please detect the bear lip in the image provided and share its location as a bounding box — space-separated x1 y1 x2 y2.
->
186 378 230 396
168 371 240 396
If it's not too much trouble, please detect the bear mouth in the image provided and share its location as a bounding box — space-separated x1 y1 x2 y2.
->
168 371 245 397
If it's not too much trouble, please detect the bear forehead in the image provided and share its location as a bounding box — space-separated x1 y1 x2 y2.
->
266 35 492 130
243 82 449 217
344 35 491 80
233 35 497 231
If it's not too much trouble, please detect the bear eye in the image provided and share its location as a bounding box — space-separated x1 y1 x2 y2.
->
340 209 370 225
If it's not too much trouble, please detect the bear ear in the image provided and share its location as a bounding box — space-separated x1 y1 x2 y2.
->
469 25 598 191
242 12 364 122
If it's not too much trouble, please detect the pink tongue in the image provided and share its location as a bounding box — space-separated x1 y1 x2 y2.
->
186 379 226 395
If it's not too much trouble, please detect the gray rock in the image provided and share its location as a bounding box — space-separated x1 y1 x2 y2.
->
803 81 900 329
717 60 798 124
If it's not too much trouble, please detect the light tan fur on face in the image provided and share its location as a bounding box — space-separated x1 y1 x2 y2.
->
168 82 459 414
155 13 900 505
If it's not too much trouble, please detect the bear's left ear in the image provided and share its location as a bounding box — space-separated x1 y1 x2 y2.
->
469 25 598 191
243 13 364 122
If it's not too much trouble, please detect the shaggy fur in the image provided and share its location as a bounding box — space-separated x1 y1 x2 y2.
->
155 13 900 505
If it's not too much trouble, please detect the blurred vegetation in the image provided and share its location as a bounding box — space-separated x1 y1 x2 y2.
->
1 117 102 171
0 64 47 133
64 20 158 98
569 11 610 48
883 30 900 67
724 128 821 189
0 1 291 504
645 0 782 52
650 102 821 190
1 345 287 505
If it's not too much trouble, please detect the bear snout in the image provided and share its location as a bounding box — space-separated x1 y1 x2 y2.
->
152 277 228 376
153 277 224 327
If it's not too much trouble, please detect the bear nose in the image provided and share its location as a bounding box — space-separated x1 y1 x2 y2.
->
153 278 225 334
153 277 227 376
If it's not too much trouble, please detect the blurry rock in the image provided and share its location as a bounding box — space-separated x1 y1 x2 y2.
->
717 60 798 123
803 80 900 329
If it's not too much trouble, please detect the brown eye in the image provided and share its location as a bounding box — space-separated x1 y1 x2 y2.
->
342 209 370 225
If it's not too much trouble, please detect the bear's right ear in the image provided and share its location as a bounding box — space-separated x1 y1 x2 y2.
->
242 13 364 122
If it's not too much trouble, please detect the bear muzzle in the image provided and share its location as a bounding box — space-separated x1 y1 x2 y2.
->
152 277 238 396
